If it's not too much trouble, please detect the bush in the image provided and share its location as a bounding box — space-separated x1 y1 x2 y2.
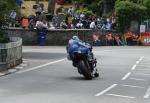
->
0 36 9 43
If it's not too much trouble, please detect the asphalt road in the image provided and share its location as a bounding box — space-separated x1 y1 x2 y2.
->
0 46 150 103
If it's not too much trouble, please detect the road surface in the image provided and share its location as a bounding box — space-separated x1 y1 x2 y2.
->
0 46 150 103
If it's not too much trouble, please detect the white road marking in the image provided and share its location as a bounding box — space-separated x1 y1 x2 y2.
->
121 56 144 80
17 58 66 74
134 73 150 76
136 61 140 64
132 56 144 70
0 73 4 76
129 78 146 81
144 86 150 98
106 94 136 99
8 69 17 73
23 61 28 63
95 84 118 96
139 56 144 61
121 84 144 89
121 72 131 80
15 66 23 69
131 64 137 70
20 63 27 67
23 58 28 60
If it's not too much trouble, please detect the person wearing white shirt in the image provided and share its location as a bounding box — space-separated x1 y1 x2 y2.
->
90 21 96 29
76 21 83 29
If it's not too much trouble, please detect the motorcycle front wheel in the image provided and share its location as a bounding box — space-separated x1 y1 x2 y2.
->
78 60 92 80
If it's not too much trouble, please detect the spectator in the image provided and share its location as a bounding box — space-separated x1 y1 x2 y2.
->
114 34 123 46
80 12 85 20
68 7 74 16
35 19 48 30
22 18 29 29
17 0 23 8
28 19 36 29
76 20 83 29
36 4 42 16
52 15 59 27
111 16 117 29
49 22 55 29
90 20 96 29
106 21 112 30
60 20 67 29
10 10 17 19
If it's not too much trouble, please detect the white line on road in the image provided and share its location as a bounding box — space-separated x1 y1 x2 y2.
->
20 63 27 67
139 56 144 61
106 94 136 99
17 58 66 74
136 61 140 64
0 73 4 76
131 64 137 70
15 66 23 69
129 78 146 81
132 56 144 70
121 56 144 80
95 84 118 96
121 84 144 89
121 72 131 80
144 86 150 98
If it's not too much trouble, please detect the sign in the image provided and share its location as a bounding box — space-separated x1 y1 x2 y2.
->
141 32 150 46
144 19 150 23
140 25 146 33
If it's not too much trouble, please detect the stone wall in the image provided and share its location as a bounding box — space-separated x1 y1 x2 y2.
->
0 37 22 71
6 29 95 45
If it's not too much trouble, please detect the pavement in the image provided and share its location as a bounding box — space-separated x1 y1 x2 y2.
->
0 46 150 103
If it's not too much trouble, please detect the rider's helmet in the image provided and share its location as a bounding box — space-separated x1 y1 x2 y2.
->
72 36 79 40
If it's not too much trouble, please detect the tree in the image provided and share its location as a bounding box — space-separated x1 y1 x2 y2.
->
75 0 116 16
115 0 147 33
0 0 19 43
143 0 150 17
48 0 56 15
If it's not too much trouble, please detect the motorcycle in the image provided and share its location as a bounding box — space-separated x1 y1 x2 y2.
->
68 44 99 80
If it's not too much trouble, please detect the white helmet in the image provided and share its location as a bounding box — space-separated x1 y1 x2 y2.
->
72 36 79 40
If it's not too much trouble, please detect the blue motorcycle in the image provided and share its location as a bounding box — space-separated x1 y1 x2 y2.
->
67 40 99 80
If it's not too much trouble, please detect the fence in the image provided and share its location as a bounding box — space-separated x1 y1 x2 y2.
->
0 37 22 71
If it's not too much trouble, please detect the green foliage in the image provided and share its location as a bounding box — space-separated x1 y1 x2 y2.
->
76 8 94 16
143 0 150 17
0 0 19 43
115 0 147 33
75 0 104 16
143 0 150 8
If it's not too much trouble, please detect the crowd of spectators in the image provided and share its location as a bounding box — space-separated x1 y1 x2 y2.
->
6 1 142 46
8 2 117 31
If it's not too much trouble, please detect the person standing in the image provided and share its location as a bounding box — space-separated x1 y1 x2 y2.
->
17 0 23 8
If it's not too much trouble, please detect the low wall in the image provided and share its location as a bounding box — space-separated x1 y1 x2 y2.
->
6 28 116 45
0 37 22 71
